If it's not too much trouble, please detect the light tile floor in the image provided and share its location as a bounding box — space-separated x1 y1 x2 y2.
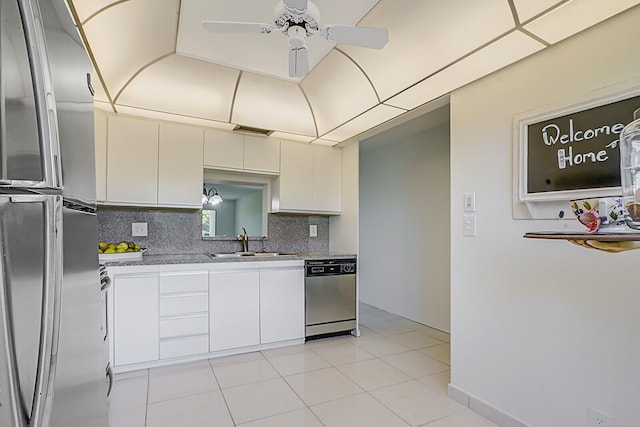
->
108 303 498 427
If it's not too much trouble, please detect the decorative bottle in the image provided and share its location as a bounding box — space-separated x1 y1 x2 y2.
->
620 107 640 229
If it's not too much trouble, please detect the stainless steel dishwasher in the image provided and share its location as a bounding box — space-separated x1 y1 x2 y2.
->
305 258 357 338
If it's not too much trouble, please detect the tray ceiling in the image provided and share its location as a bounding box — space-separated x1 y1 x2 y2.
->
69 0 640 145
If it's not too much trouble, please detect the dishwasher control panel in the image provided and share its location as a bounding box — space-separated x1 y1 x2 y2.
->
305 258 357 277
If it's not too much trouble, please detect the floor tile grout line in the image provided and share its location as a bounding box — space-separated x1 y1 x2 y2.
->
281 366 367 410
365 377 449 427
208 357 239 426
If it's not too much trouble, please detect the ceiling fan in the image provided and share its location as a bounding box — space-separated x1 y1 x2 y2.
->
202 0 389 78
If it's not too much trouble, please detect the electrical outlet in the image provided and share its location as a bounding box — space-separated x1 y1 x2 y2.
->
587 407 613 427
132 222 148 237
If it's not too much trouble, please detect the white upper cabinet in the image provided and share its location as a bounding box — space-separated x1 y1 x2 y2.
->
158 123 204 208
312 145 342 213
275 141 313 211
203 129 244 170
98 113 204 208
243 134 280 173
273 141 342 214
204 130 280 174
107 115 159 205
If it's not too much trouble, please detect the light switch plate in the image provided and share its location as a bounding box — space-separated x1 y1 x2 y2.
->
463 215 477 237
132 222 148 237
309 224 318 237
464 192 476 212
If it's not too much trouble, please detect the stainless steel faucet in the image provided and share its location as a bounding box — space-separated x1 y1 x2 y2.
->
237 227 249 252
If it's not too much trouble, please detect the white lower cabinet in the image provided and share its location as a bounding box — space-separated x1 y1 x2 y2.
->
209 269 260 351
109 261 305 370
113 273 159 366
260 267 305 344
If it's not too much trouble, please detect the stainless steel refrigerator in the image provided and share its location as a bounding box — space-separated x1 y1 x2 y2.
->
0 0 109 426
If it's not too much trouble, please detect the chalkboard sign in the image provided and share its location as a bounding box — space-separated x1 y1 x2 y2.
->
519 94 640 201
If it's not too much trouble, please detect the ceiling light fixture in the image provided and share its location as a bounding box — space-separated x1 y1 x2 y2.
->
202 184 223 205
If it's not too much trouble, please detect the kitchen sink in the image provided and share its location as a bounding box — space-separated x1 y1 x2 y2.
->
211 252 283 258
211 252 253 257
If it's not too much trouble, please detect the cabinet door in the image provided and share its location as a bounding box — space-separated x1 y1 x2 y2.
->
107 115 159 205
209 270 260 351
204 129 243 170
312 145 342 213
113 274 159 366
158 123 203 207
94 109 107 202
277 141 313 211
260 267 305 344
244 135 280 173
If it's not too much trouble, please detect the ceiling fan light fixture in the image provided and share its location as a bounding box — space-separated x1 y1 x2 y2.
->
202 0 388 78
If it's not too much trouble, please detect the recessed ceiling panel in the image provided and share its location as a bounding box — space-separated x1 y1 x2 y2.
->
301 50 378 135
386 30 545 110
116 55 239 123
82 0 179 98
340 0 515 101
511 0 566 23
115 105 236 131
176 0 379 82
321 104 405 142
524 0 640 44
70 0 124 23
233 73 316 136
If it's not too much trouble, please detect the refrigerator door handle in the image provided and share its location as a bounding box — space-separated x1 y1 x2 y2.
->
10 195 63 427
105 365 113 399
21 0 62 188
0 211 25 426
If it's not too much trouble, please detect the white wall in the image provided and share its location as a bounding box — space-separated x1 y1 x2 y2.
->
359 123 451 332
450 7 640 427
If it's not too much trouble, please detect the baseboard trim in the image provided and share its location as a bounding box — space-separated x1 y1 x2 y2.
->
448 384 530 427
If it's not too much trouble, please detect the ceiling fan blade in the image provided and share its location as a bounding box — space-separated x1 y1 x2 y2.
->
289 45 309 77
320 25 389 49
202 21 276 34
283 0 308 14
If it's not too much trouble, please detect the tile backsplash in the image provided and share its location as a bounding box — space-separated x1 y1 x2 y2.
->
97 206 330 255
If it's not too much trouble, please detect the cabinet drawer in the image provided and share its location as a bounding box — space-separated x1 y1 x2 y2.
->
159 315 208 339
159 272 208 294
160 335 209 359
159 294 208 316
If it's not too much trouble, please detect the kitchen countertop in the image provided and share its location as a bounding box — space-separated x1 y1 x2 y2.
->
101 252 356 267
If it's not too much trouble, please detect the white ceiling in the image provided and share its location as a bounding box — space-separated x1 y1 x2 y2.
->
69 0 640 146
